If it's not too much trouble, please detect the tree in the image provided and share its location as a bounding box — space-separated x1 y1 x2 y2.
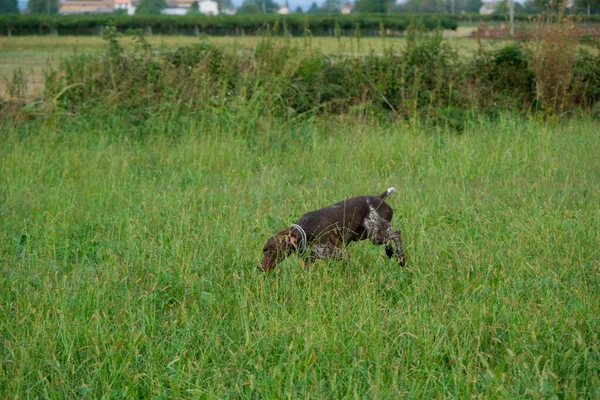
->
493 0 523 15
188 0 200 13
307 1 319 12
529 0 568 13
238 0 261 13
321 0 342 13
574 0 600 14
214 0 234 11
461 0 482 13
295 5 303 12
354 0 393 13
522 0 543 13
255 0 279 13
135 0 166 15
0 0 19 14
27 0 58 14
404 0 444 12
443 0 481 13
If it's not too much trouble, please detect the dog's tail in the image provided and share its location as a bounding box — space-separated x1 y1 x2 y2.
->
379 187 396 200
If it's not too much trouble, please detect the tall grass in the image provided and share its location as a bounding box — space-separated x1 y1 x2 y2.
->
1 115 599 397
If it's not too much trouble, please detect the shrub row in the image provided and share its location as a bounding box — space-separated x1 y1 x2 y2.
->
10 25 592 132
0 14 459 36
2 13 600 37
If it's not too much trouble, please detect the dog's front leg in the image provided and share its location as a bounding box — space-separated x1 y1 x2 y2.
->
301 255 314 271
385 229 405 267
311 243 350 262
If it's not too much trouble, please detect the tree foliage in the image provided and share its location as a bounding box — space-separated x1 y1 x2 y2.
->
529 0 570 13
574 0 600 13
27 0 58 14
321 0 342 13
457 0 482 13
354 0 393 13
0 0 19 14
135 0 166 15
187 0 199 14
402 0 445 13
254 0 279 13
238 0 261 13
217 0 234 10
520 0 543 13
493 0 524 15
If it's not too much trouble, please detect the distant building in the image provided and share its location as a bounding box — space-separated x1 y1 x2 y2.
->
162 0 219 15
479 1 500 15
60 0 220 15
277 5 289 14
340 2 353 14
162 6 187 14
59 0 114 14
115 0 135 15
198 0 219 14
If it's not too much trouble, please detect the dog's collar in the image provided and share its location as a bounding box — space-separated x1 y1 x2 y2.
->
289 223 307 255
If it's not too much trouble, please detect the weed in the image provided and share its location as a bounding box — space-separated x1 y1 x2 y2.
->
528 1 580 115
5 68 27 101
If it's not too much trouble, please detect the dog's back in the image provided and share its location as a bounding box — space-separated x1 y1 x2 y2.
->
296 187 396 240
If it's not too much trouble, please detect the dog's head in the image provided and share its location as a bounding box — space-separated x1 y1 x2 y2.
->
259 229 299 272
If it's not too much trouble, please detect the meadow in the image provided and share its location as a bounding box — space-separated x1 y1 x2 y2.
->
1 114 599 397
1 22 600 397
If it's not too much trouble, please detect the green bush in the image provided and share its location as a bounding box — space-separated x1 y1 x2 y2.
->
464 43 535 114
489 44 533 95
571 48 600 109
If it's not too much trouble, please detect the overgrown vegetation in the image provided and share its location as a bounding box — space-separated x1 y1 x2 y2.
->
3 19 598 130
528 5 582 114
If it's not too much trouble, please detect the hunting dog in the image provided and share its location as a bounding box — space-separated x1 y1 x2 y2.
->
260 187 405 272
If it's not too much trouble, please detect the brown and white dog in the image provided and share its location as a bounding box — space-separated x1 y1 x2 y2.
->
259 188 405 272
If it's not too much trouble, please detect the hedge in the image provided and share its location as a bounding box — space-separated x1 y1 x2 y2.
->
0 14 460 36
2 13 599 37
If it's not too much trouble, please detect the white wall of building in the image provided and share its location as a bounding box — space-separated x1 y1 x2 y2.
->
199 0 219 15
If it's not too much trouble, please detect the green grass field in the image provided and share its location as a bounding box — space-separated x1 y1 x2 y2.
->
1 115 599 397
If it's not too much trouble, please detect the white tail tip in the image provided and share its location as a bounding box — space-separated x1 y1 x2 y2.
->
386 187 396 196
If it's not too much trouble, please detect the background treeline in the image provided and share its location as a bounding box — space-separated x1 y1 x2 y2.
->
0 14 461 36
2 13 600 36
